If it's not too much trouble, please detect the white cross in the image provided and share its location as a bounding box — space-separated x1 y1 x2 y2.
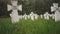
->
30 12 35 21
7 0 22 23
51 3 60 12
51 3 60 22
7 0 22 11
40 14 43 18
23 13 28 20
44 12 50 20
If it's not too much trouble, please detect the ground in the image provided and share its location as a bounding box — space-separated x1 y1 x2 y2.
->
0 18 60 34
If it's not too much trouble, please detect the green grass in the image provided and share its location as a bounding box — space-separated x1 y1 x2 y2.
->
0 18 60 34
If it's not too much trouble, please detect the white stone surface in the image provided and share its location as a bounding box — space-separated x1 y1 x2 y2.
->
10 11 19 23
34 14 39 20
23 14 28 20
40 14 43 18
55 10 60 21
30 12 35 21
44 12 50 20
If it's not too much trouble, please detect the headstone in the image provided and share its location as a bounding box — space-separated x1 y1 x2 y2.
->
44 12 50 20
51 3 60 21
30 12 35 21
7 0 22 23
27 15 30 19
23 13 27 20
49 14 55 19
34 14 39 20
40 14 43 18
55 11 60 21
10 11 19 23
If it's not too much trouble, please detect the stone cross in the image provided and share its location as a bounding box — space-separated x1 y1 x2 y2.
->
23 13 28 20
40 14 43 18
30 12 35 21
7 0 22 23
44 12 50 20
51 3 60 21
34 14 39 20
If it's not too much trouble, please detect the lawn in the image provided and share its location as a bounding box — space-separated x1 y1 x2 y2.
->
0 18 60 34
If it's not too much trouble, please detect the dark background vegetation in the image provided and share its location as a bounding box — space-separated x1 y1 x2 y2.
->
0 0 60 17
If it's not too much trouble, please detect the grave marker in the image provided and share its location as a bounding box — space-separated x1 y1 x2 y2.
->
7 0 22 23
30 12 35 21
51 3 60 21
23 13 27 20
44 12 50 20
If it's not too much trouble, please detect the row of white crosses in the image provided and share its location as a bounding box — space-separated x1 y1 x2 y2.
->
7 0 22 23
30 12 39 20
19 12 54 20
19 12 39 21
51 3 60 22
19 12 54 21
40 12 55 20
19 12 52 21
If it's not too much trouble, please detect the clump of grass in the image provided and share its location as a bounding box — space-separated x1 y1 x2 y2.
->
0 18 60 34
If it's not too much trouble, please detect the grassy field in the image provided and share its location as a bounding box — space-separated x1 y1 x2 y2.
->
0 18 60 34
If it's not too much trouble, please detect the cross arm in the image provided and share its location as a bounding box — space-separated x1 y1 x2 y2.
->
7 4 12 11
51 6 56 12
17 5 22 11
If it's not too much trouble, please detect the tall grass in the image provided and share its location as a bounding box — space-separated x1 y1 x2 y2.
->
0 18 60 34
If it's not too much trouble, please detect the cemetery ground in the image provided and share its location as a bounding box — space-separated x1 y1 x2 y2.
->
0 18 60 34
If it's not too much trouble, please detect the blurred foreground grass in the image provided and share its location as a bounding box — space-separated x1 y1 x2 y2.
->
0 18 60 34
